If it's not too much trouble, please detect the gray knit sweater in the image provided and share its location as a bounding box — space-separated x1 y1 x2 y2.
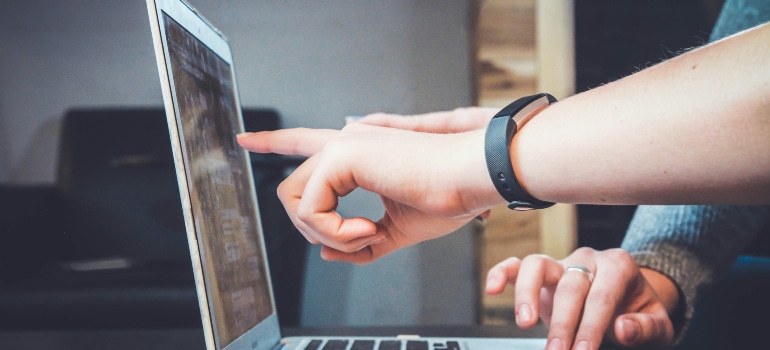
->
620 0 770 334
622 206 769 324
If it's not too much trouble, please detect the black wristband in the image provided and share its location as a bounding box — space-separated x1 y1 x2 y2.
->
484 93 557 211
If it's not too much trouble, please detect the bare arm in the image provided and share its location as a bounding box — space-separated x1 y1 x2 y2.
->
238 22 770 263
514 22 770 205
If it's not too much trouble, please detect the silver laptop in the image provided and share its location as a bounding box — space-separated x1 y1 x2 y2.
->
146 0 546 349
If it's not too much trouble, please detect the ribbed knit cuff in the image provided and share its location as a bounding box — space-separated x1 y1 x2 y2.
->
630 244 711 346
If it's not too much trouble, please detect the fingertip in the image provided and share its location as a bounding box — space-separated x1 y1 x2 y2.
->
617 317 641 344
484 284 501 295
613 312 674 348
319 250 335 261
515 303 536 328
235 133 249 146
318 245 331 257
484 268 505 294
235 131 264 151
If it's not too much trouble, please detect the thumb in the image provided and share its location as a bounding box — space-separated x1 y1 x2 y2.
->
319 231 411 265
613 312 674 348
319 216 422 264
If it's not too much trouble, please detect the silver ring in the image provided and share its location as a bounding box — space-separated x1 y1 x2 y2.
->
564 265 594 283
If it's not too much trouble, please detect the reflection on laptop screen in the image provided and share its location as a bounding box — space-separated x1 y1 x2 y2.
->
163 13 273 348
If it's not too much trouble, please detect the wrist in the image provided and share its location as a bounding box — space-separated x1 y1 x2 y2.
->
486 94 557 210
449 129 509 212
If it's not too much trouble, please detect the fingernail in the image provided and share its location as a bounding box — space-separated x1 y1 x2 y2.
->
517 303 533 324
574 340 590 350
236 132 250 138
546 337 563 350
621 318 640 342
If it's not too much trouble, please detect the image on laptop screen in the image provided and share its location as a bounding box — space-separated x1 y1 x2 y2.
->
163 13 273 347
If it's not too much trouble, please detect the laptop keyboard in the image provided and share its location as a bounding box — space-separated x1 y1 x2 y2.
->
303 339 461 350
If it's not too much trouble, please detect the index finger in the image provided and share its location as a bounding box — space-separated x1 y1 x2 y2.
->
237 128 339 157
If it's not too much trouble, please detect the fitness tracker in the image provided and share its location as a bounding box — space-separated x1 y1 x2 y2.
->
484 93 557 211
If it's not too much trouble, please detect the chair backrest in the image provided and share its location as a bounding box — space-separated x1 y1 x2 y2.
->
53 107 307 327
56 108 282 267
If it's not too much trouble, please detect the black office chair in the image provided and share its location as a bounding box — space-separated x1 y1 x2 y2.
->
0 108 307 329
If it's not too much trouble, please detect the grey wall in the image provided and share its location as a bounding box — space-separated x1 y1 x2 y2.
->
0 0 477 327
0 0 474 184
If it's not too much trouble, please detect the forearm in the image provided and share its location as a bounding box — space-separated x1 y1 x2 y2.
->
513 21 770 205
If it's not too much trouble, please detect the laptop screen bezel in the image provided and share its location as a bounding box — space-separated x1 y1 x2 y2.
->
146 0 282 349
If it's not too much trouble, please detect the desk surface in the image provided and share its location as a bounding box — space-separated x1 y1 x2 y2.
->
0 325 549 350
0 325 634 350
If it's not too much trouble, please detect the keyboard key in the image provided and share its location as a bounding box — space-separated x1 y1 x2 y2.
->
378 340 402 350
322 340 350 350
352 340 376 350
406 340 428 350
305 340 323 350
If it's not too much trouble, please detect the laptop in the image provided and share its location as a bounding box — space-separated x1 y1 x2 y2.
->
146 0 546 349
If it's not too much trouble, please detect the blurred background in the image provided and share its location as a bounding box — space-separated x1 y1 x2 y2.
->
0 0 723 348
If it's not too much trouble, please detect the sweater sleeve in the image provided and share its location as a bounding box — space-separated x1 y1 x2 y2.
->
621 205 770 336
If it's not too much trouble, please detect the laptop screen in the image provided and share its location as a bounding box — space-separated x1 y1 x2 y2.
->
163 13 273 347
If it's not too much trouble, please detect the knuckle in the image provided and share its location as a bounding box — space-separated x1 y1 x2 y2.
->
320 137 354 161
604 248 634 266
276 181 290 199
644 313 673 344
572 246 596 258
601 249 638 280
295 205 314 224
522 254 551 266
